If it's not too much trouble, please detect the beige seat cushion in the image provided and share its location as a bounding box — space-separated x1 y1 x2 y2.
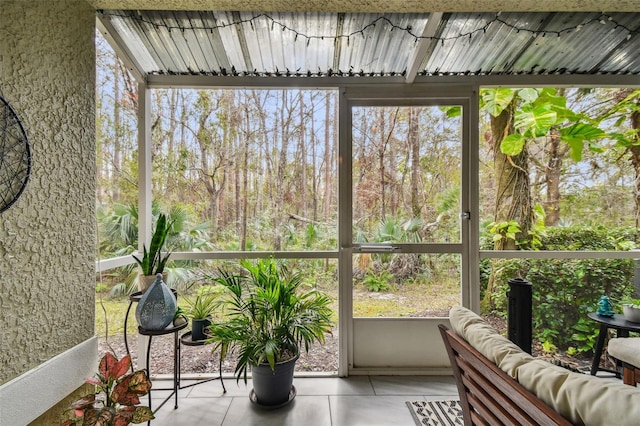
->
608 337 640 366
449 305 534 376
449 306 640 425
517 359 640 426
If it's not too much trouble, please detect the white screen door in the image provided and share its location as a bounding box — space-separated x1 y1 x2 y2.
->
338 86 475 374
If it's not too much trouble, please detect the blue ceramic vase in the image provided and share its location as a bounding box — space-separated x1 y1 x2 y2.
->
135 273 177 330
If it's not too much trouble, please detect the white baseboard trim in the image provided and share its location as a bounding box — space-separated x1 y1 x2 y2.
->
0 336 97 425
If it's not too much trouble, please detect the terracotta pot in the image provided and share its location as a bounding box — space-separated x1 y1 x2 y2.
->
138 272 168 293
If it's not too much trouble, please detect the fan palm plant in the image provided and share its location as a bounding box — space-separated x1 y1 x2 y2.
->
207 259 333 386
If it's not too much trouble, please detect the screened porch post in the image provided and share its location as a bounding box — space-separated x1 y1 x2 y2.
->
338 87 352 377
138 81 152 250
467 87 481 313
137 81 152 369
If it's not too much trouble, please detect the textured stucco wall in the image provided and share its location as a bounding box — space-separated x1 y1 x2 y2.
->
90 0 640 12
0 0 96 384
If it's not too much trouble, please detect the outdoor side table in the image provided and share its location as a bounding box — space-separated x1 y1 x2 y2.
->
179 331 227 393
138 321 188 418
123 291 143 372
588 312 640 376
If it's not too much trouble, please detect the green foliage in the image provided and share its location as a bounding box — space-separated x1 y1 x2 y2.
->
515 103 558 137
376 217 405 242
480 87 607 161
485 226 639 355
196 284 226 296
527 204 547 250
132 213 174 275
501 134 526 156
183 291 218 319
97 203 139 256
363 270 392 292
373 216 423 245
487 220 521 245
206 259 334 383
95 283 109 294
600 89 640 150
494 257 634 355
539 226 638 251
621 295 640 308
304 223 320 248
481 88 516 117
60 353 153 426
100 204 214 296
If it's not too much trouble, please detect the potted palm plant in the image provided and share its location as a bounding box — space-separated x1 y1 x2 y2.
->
133 213 173 292
207 258 333 408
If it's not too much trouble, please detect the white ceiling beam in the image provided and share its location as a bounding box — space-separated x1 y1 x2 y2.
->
405 12 443 84
96 14 146 83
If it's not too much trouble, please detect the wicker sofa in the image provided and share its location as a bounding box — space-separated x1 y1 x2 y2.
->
441 306 640 425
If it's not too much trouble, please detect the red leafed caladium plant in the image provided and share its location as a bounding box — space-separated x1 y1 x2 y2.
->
60 352 154 426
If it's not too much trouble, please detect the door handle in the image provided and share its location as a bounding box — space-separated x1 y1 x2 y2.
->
353 244 399 253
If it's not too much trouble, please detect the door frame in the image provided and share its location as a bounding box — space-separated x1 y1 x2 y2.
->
337 84 480 376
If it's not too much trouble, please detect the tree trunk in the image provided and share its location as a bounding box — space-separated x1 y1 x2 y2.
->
253 90 268 219
241 104 250 251
378 109 387 220
542 88 568 226
192 91 225 234
112 55 121 202
631 101 640 227
235 129 241 232
492 101 532 250
323 92 331 221
355 111 368 221
273 90 293 250
310 93 318 222
300 92 308 219
543 126 568 226
409 107 421 217
178 91 189 201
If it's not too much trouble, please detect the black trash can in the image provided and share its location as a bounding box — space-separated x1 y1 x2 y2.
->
507 278 532 354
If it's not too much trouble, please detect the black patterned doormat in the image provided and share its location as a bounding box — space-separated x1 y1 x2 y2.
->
406 400 463 426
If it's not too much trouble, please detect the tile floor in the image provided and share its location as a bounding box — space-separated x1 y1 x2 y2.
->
148 374 459 425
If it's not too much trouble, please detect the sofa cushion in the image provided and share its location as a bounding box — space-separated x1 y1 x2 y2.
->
449 305 534 373
608 337 640 366
449 306 640 426
517 359 640 426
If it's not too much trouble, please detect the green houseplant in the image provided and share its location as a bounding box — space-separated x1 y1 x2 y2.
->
133 213 173 292
60 352 153 426
207 258 333 407
183 292 218 341
622 296 640 322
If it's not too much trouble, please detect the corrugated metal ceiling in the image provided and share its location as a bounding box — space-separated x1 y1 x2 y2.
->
98 10 640 79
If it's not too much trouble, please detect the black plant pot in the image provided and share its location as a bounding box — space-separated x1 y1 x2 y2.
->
250 354 299 408
191 317 212 341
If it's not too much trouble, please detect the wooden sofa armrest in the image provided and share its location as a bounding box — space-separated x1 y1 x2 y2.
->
438 324 572 426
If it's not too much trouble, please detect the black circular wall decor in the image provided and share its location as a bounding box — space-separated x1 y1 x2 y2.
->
0 96 31 213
